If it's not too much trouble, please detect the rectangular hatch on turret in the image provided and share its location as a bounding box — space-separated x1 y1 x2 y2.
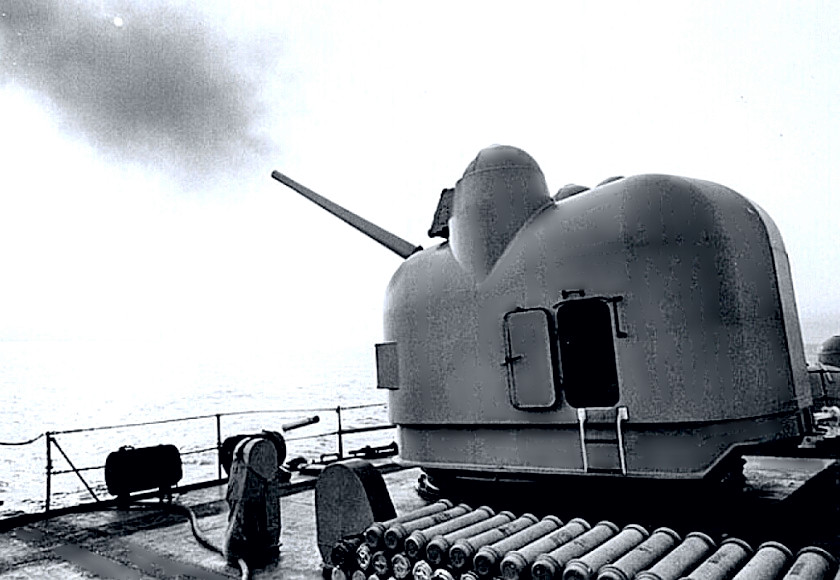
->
502 307 560 409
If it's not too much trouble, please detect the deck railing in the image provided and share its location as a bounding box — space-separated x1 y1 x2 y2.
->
42 403 394 513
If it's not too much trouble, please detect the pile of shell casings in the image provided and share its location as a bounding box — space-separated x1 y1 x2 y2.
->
327 501 837 580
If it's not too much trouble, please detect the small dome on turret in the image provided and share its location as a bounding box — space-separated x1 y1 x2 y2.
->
449 145 552 280
819 336 840 368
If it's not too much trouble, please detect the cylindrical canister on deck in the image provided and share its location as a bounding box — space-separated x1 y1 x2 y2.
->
563 524 650 580
730 541 792 580
351 570 367 580
636 532 716 580
426 511 516 567
405 507 496 559
684 538 753 580
781 547 837 580
501 518 592 580
460 572 480 580
531 521 620 580
474 516 565 576
385 505 472 551
598 528 682 580
331 566 348 580
366 501 454 548
448 514 540 571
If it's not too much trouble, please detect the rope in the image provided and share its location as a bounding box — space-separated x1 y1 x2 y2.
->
0 433 45 446
138 500 251 580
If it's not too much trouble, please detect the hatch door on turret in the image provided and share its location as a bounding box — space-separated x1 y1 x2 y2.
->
502 308 560 409
555 297 621 408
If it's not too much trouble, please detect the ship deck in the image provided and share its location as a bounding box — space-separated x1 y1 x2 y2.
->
0 464 423 579
0 456 838 579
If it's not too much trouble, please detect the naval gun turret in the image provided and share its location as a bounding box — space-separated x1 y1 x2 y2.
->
273 146 814 491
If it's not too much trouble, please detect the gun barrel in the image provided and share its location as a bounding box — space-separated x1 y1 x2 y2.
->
282 415 320 432
271 170 422 259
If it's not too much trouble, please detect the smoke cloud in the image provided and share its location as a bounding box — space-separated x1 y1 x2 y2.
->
0 0 275 186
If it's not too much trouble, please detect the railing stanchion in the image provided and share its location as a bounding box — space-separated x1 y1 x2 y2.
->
45 432 52 513
336 406 344 459
216 414 223 480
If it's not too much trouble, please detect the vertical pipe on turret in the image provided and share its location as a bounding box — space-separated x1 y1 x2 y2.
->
781 547 837 580
684 538 753 580
598 528 682 580
731 541 792 580
500 519 592 580
530 521 620 580
563 524 650 580
635 532 716 580
473 516 565 576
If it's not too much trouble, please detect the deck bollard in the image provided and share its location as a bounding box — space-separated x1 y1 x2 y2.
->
405 507 496 559
731 541 792 580
385 505 472 551
598 528 682 580
563 524 650 580
366 501 454 548
448 514 540 571
781 547 837 580
684 538 753 580
501 518 592 580
351 570 368 580
426 511 516 567
332 566 349 580
635 532 716 580
473 516 565 576
531 521 619 580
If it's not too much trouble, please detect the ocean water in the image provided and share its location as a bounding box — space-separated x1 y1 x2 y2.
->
0 339 390 517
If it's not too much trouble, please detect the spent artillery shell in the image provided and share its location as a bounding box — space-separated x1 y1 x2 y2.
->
782 547 837 580
391 553 414 580
474 516 565 576
449 514 540 571
501 518 591 580
412 560 434 580
333 536 365 569
563 524 649 580
373 551 392 577
386 505 472 551
598 527 682 580
366 501 454 549
531 521 619 580
731 541 792 580
405 507 496 559
685 538 753 580
358 544 374 572
426 511 516 567
636 532 716 580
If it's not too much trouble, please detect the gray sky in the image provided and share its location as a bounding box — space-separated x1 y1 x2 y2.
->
1 1 838 353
